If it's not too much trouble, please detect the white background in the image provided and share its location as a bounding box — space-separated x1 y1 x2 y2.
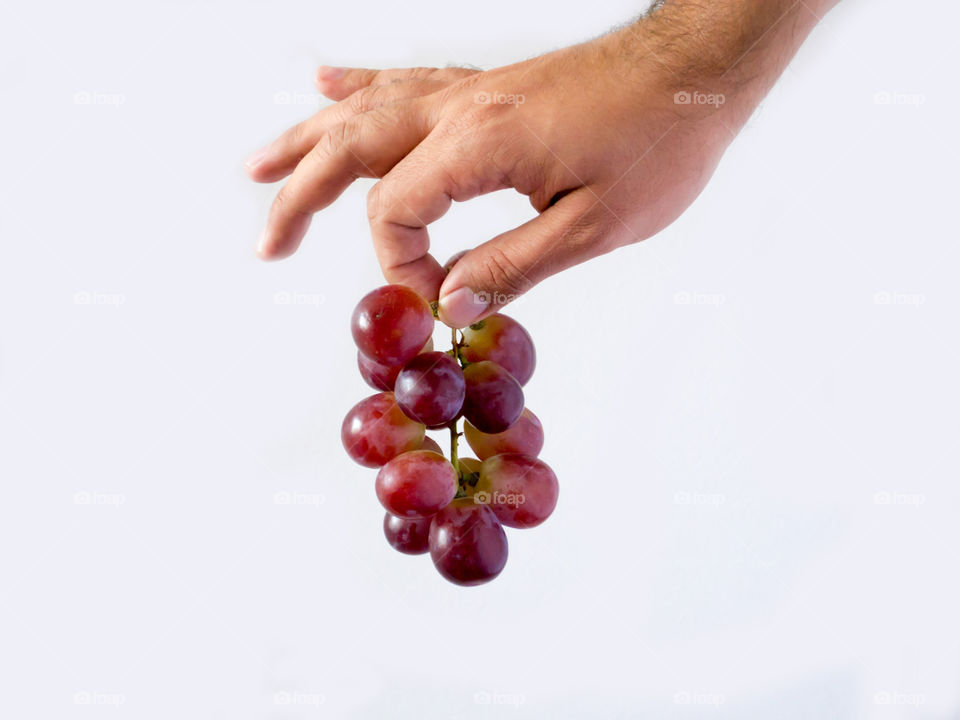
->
1 0 958 717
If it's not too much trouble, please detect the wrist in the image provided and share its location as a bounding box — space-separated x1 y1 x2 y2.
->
615 0 833 130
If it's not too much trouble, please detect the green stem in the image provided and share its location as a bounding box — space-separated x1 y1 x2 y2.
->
449 420 461 480
451 326 461 365
449 327 464 483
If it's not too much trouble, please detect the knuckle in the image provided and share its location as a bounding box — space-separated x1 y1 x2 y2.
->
287 120 308 149
348 86 378 114
407 66 440 81
272 187 296 215
477 246 530 297
312 120 354 161
565 207 616 255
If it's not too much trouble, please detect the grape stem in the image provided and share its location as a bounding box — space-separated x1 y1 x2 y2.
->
449 327 465 484
449 420 461 480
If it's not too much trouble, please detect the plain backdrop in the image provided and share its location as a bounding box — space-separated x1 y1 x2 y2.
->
1 0 959 717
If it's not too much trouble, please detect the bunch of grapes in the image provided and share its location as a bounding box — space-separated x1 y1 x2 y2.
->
341 285 558 586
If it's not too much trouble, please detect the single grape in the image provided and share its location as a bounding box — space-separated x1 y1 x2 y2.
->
351 285 434 367
476 453 558 529
419 436 444 454
464 407 544 460
357 338 434 391
429 498 508 586
376 450 458 518
395 351 465 427
461 361 524 434
383 513 431 555
443 250 468 274
357 351 402 391
341 392 425 468
461 314 536 386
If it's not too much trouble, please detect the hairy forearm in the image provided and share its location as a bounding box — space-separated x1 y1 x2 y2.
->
607 0 839 128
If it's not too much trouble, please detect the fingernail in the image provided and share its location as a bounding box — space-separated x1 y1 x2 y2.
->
245 146 269 169
438 287 488 328
316 65 347 83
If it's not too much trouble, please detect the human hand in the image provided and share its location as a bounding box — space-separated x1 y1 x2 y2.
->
246 0 837 327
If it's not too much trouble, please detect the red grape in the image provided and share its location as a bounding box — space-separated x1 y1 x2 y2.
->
351 285 434 367
443 250 468 274
357 352 402 391
419 436 444 454
461 361 524 434
376 450 458 517
461 314 536 385
476 454 558 528
383 513 431 554
341 392 425 468
429 498 508 586
395 351 465 427
464 407 544 460
357 338 434 391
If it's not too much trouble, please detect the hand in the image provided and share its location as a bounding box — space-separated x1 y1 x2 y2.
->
246 0 838 327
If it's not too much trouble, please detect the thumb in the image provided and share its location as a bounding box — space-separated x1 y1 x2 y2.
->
437 189 612 328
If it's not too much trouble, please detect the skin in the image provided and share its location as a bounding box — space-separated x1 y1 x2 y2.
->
247 0 842 328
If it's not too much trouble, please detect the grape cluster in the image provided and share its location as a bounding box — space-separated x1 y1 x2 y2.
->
342 284 558 586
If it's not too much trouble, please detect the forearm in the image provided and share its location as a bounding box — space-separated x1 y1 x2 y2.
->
614 0 839 128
